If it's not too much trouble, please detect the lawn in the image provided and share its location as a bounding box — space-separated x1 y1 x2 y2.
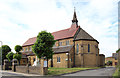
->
113 67 120 78
47 67 100 75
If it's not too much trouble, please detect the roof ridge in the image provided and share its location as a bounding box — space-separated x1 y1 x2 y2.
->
52 27 70 34
72 26 80 36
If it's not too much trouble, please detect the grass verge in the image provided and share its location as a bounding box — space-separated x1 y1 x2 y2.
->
113 67 120 78
47 67 100 75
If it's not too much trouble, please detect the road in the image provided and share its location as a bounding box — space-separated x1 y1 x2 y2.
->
63 67 116 76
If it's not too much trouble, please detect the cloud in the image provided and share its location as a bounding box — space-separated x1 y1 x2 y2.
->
0 0 119 57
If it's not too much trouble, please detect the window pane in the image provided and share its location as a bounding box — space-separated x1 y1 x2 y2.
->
67 41 69 45
25 48 27 51
57 57 58 62
59 42 62 46
66 40 69 45
59 57 60 62
88 44 90 52
29 47 32 51
76 44 79 54
66 41 67 45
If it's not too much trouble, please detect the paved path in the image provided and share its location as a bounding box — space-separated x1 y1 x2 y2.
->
63 67 116 76
1 70 41 76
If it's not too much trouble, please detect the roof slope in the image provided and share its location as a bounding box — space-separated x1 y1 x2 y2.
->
22 51 35 56
52 26 79 40
22 45 73 55
22 25 79 47
53 45 73 53
22 37 36 46
75 28 98 42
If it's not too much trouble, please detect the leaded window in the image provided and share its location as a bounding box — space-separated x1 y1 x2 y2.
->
76 44 79 54
88 44 90 52
57 57 60 62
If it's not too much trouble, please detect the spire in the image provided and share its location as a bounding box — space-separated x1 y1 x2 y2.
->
72 7 78 24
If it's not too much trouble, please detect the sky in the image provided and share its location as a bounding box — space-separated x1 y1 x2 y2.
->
0 0 119 57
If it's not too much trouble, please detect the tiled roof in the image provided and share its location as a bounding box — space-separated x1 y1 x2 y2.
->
75 27 99 43
22 45 73 55
21 54 27 58
22 37 37 47
53 45 73 53
22 25 79 47
52 25 79 40
22 51 35 56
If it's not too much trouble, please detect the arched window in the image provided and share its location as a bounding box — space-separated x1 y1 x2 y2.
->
76 44 79 54
88 44 90 52
57 57 60 62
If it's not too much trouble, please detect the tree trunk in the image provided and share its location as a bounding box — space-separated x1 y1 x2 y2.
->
51 57 53 67
19 60 20 65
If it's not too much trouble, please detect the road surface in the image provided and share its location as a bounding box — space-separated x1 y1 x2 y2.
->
63 67 116 76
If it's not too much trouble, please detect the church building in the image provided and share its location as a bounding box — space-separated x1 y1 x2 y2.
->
21 9 105 68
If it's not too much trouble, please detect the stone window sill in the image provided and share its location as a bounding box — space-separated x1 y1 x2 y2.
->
57 62 61 63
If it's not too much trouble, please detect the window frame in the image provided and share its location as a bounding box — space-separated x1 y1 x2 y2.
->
66 40 70 45
76 44 79 54
59 42 62 46
57 57 61 63
88 44 90 53
22 48 24 52
25 48 28 51
29 47 32 51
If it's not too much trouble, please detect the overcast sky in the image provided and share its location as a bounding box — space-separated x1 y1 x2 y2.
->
0 0 119 57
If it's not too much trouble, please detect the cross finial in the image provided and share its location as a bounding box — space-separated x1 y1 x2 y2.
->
74 7 76 12
72 7 78 27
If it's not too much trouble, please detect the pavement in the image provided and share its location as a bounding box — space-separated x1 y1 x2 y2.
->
1 70 41 76
63 67 116 76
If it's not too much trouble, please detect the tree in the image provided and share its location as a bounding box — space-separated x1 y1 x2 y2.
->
32 31 55 68
107 61 112 66
13 53 22 65
14 45 22 53
14 45 22 65
116 48 120 53
0 45 11 65
6 52 14 61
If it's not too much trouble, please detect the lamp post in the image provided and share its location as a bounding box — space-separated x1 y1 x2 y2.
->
0 41 2 70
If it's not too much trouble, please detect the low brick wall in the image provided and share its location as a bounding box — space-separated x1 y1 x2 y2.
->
16 66 28 73
29 66 41 74
16 66 48 75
